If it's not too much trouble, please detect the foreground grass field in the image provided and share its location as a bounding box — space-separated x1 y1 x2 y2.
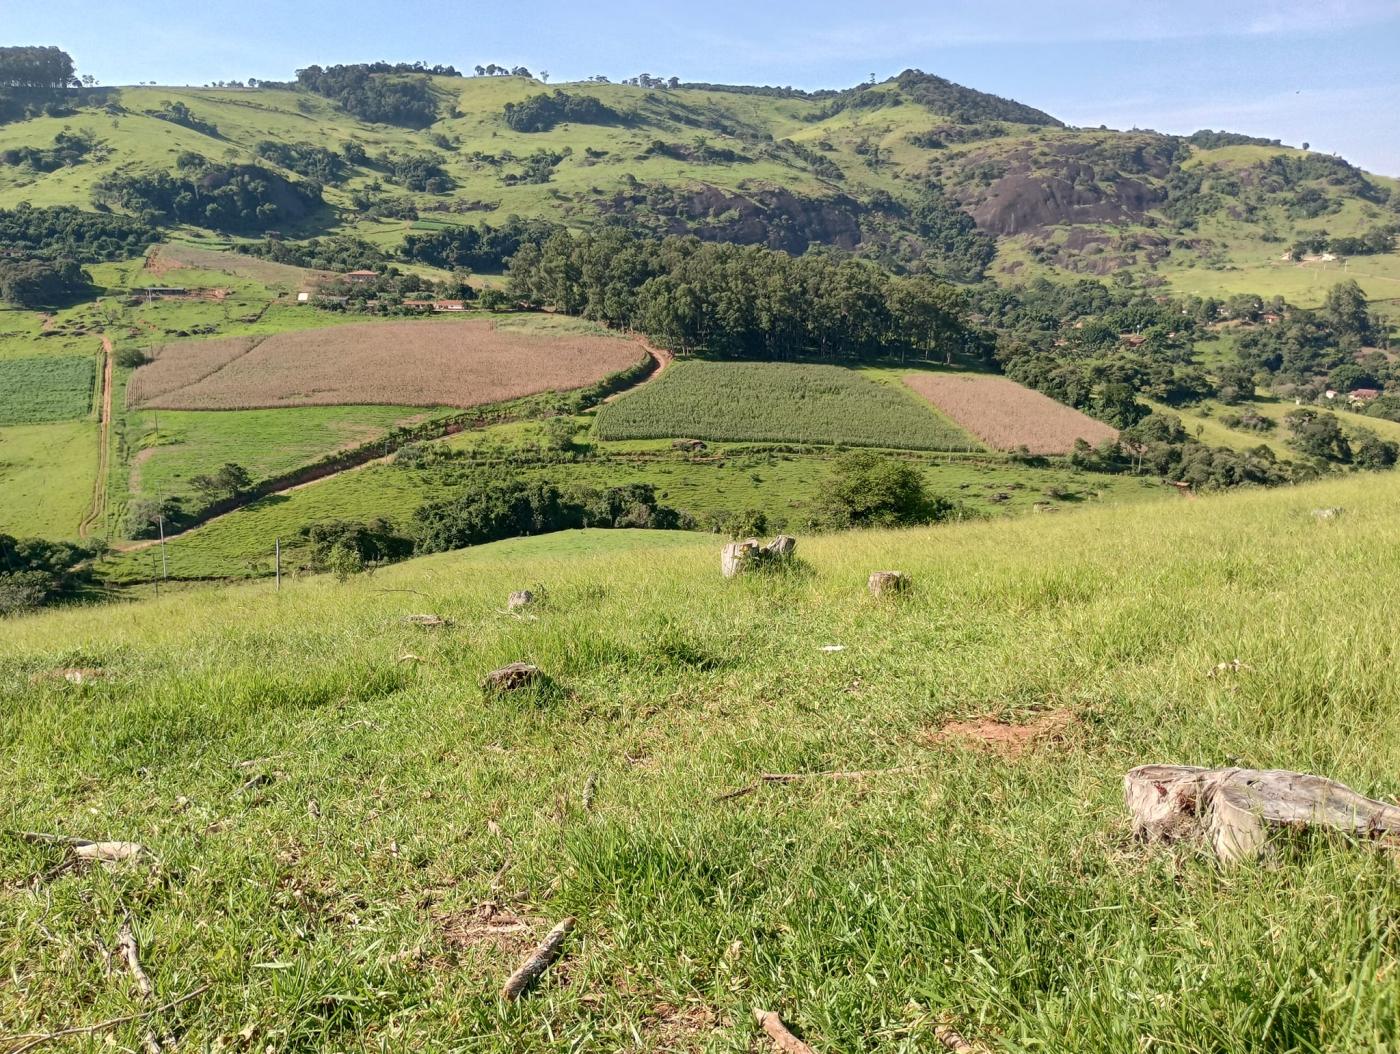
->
596 361 978 451
4 473 1399 1050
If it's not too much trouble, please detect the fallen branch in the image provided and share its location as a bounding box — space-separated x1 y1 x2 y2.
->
13 832 147 869
582 773 598 812
500 917 575 1000
753 1009 818 1053
0 984 209 1054
117 922 153 1001
716 764 933 801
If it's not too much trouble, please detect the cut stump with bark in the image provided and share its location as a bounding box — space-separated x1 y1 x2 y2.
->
1124 764 1400 864
482 662 541 692
868 571 909 597
722 536 797 578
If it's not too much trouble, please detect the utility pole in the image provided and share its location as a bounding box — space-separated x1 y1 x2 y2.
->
275 537 281 592
156 486 169 579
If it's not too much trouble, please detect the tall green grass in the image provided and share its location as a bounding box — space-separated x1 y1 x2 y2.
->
596 361 980 451
3 473 1399 1050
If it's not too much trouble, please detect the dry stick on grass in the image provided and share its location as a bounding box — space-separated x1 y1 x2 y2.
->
500 917 575 1001
933 1023 977 1053
715 763 934 802
0 984 210 1054
753 1009 819 1054
582 773 598 812
117 922 154 1001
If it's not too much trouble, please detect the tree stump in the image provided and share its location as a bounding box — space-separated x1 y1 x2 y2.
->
482 662 541 692
507 590 534 611
722 536 796 577
868 571 909 597
722 539 761 578
1124 764 1400 864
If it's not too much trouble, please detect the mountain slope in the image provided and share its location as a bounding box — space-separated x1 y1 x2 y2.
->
1 69 1397 296
3 472 1399 1048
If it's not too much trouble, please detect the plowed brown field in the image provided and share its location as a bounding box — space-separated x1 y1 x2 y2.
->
128 319 645 410
903 373 1118 454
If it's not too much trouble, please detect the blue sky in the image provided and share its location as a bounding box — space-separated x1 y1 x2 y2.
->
5 0 1399 173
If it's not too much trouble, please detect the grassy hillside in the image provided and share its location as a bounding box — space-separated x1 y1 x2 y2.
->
2 71 1396 297
4 472 1399 1050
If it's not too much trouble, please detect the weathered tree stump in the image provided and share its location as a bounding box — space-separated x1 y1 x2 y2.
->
867 571 909 597
507 590 534 611
722 536 796 578
482 662 541 692
1125 764 1400 864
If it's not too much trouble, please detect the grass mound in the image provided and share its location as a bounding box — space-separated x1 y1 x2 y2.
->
3 477 1399 1049
596 360 978 450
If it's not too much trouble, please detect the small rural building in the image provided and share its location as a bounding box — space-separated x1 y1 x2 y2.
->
296 291 311 303
433 299 467 312
130 286 188 298
1348 388 1381 404
343 270 379 284
402 299 435 310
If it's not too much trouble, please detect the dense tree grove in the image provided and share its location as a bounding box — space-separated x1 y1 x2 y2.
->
0 533 95 616
238 234 386 272
412 478 689 553
295 63 448 127
502 91 621 133
506 228 972 361
0 205 154 260
0 129 106 171
0 46 77 88
399 216 560 270
0 258 93 307
92 161 322 232
254 140 348 184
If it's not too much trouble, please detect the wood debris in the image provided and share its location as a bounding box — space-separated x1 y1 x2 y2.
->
0 984 209 1054
500 917 575 1000
482 662 541 692
1206 658 1253 678
402 613 451 627
715 763 932 802
1125 764 1400 864
753 1009 818 1053
15 832 148 871
867 570 910 597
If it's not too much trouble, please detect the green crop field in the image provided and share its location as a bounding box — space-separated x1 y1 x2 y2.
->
0 354 96 425
596 361 979 450
0 420 98 538
5 472 1400 1050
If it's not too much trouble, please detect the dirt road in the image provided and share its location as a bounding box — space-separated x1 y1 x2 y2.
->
78 336 113 539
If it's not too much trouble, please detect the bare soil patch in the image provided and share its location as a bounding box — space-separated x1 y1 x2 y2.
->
904 373 1118 455
922 709 1076 759
127 319 645 411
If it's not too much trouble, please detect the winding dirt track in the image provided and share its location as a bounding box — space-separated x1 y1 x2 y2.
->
78 336 113 539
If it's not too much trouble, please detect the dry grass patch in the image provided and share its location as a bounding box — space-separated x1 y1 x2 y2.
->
904 373 1118 454
127 319 646 410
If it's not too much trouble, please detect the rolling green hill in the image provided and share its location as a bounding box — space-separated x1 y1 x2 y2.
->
3 469 1399 1049
1 67 1397 298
